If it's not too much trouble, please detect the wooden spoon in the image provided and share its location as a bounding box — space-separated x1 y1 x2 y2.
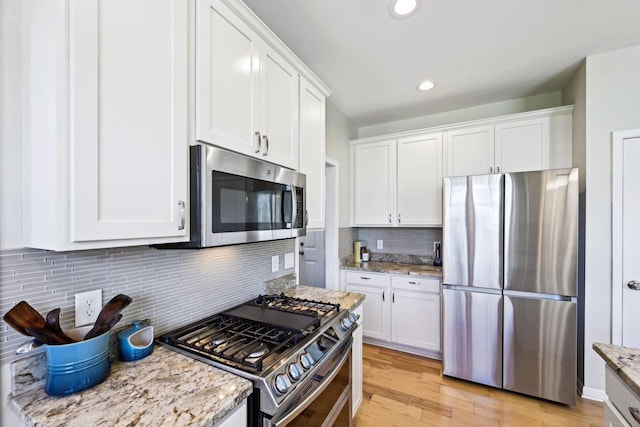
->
3 301 47 336
45 308 77 343
25 326 74 345
84 294 132 340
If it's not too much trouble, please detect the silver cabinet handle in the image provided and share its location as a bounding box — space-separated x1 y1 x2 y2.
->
299 250 304 256
360 276 370 280
490 166 493 173
496 166 500 173
254 131 261 153
262 135 269 156
398 213 401 224
392 292 395 303
629 407 640 423
178 200 185 230
388 213 392 224
628 280 640 290
382 291 385 302
408 281 418 285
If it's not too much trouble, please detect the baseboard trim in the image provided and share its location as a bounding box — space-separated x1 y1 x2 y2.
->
363 338 442 360
581 386 606 402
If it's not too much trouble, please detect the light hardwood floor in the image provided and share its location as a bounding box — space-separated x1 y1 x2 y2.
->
353 344 603 426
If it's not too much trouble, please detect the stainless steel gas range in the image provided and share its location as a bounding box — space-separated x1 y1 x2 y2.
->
158 294 358 426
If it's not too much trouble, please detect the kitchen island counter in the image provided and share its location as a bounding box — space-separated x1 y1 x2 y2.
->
593 342 640 396
9 345 252 427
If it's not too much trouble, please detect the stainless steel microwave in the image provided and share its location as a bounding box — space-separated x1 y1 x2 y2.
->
161 144 306 248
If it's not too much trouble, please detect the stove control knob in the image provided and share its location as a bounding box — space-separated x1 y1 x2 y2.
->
348 312 359 324
273 374 291 395
299 352 314 370
340 316 353 330
288 363 302 381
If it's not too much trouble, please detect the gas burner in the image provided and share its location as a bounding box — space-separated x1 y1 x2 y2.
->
244 342 269 361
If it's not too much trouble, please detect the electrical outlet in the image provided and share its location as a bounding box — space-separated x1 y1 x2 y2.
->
433 241 441 253
377 240 383 249
272 255 279 272
284 252 294 269
75 289 102 327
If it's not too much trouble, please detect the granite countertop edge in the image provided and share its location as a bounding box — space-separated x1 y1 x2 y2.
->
593 342 640 396
9 346 253 427
283 285 366 311
341 261 443 278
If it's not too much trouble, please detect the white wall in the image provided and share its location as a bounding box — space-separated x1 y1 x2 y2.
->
562 61 587 191
325 100 357 228
357 92 563 139
581 44 640 399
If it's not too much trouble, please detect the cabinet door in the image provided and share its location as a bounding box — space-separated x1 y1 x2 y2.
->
353 141 396 225
397 133 443 226
391 289 440 351
196 0 261 156
260 45 299 169
445 125 495 176
70 0 188 241
495 117 550 173
346 283 389 341
299 79 326 229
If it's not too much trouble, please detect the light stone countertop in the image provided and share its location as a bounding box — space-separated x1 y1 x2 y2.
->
282 285 365 311
341 260 443 278
593 343 640 396
9 346 253 427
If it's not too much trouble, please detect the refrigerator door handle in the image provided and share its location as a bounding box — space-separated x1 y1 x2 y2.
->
502 289 576 302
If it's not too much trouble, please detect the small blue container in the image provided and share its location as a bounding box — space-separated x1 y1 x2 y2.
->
45 326 111 397
117 321 154 362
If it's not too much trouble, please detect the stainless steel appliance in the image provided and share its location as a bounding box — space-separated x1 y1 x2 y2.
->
163 144 306 248
442 168 578 405
158 294 357 426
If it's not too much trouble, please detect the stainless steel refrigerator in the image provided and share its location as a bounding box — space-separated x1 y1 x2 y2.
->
442 169 578 405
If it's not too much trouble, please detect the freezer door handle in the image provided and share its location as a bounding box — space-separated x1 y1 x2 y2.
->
628 280 640 290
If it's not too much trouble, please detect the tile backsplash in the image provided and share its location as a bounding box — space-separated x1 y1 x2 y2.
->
353 227 442 257
0 240 294 363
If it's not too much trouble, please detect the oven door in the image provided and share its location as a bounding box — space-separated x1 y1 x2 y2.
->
203 145 295 246
266 338 352 427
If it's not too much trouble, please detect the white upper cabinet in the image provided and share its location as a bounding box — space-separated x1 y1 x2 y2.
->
352 140 397 226
397 133 443 226
299 79 326 229
495 117 550 173
445 125 495 176
21 0 189 250
196 0 300 169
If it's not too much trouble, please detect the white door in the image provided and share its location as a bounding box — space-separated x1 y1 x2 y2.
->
299 230 325 288
353 141 396 225
620 136 640 347
346 283 389 341
495 117 550 173
392 289 440 351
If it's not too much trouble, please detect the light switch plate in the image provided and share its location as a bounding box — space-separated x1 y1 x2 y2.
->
272 255 279 272
377 240 383 249
284 252 294 269
75 289 102 327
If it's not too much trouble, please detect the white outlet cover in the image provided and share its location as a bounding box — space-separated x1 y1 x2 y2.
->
75 289 102 327
284 252 294 269
377 240 383 249
272 255 279 272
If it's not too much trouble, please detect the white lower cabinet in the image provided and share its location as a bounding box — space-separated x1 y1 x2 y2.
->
344 271 441 356
218 400 247 427
604 365 640 427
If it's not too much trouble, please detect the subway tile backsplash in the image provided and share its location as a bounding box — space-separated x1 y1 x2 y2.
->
354 227 442 257
0 240 294 363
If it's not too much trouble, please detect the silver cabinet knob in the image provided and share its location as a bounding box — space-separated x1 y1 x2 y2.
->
628 280 640 290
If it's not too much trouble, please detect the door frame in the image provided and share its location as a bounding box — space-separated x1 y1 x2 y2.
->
611 128 640 344
325 157 339 290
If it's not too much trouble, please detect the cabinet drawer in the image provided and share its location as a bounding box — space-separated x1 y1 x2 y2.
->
345 271 388 287
606 365 640 426
391 275 440 293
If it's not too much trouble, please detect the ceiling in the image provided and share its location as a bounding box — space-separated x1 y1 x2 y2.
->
242 0 640 128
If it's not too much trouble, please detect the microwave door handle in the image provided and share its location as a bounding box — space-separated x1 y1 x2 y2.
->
290 186 297 228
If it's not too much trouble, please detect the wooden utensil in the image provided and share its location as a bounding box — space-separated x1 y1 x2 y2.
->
45 308 77 343
3 301 47 336
24 327 73 345
84 294 132 340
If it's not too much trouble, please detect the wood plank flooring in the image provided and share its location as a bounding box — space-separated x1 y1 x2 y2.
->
353 344 603 427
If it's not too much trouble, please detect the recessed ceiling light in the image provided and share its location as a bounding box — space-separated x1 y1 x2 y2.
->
418 80 435 91
389 0 419 19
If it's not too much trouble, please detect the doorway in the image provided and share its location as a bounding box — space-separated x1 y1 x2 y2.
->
612 129 640 347
298 158 339 289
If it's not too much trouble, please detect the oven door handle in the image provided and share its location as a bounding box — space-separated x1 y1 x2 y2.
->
270 341 352 427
